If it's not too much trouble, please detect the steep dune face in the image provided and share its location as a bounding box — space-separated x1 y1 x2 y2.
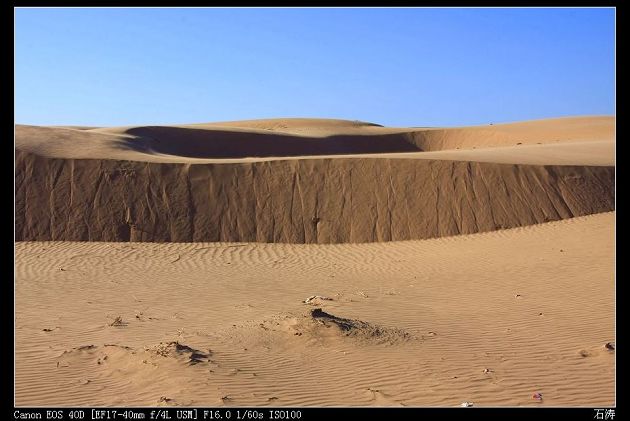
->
15 150 614 243
14 116 615 243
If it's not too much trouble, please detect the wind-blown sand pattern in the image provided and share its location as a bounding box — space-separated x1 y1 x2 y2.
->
14 116 615 406
15 213 614 406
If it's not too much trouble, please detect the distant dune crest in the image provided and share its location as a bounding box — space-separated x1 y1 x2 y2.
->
16 116 613 162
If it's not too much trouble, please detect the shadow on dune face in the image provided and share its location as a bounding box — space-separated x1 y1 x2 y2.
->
124 126 423 159
15 148 615 243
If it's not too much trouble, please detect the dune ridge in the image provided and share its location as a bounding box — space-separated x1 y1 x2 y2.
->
16 116 613 162
16 150 613 243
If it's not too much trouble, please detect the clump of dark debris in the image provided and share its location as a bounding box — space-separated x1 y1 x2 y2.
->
309 308 412 343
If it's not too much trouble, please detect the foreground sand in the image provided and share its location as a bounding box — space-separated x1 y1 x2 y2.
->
15 212 615 407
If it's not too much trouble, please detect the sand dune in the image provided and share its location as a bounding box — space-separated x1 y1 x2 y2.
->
16 116 613 162
15 150 613 243
406 115 614 151
394 140 614 166
14 115 615 407
14 212 615 406
15 116 615 243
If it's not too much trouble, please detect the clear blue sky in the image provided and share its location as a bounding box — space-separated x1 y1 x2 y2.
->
15 8 615 127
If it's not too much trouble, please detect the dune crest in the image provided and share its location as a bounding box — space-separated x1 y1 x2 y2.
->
16 116 613 162
15 116 615 243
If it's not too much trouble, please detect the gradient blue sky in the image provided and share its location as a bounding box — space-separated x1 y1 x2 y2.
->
15 8 615 127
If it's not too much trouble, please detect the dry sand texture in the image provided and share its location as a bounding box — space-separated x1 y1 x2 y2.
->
16 116 614 243
14 116 615 406
15 213 615 406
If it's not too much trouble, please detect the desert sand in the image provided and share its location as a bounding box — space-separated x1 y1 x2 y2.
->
15 116 614 243
14 116 615 406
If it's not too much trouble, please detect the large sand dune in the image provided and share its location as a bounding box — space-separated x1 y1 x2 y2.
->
17 116 613 162
16 151 613 243
15 116 614 243
14 116 616 407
